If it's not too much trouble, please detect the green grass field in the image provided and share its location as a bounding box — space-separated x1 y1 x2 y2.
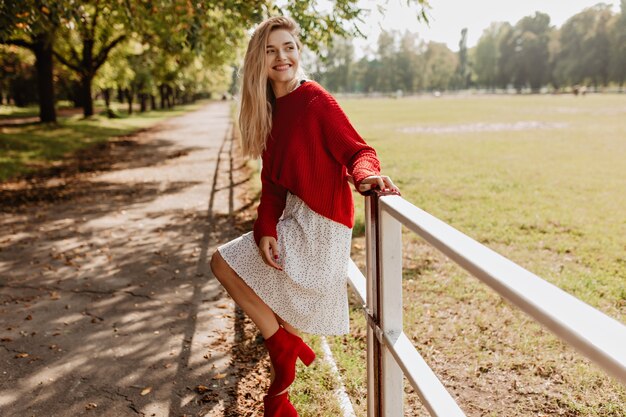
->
308 94 626 416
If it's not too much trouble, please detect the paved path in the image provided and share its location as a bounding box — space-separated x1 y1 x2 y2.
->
0 102 265 416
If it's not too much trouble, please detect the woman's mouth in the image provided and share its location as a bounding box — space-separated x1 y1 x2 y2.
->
273 64 291 71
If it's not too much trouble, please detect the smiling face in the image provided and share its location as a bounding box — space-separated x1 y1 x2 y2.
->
265 28 300 96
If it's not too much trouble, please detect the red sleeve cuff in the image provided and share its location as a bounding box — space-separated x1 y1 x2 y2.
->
253 221 278 246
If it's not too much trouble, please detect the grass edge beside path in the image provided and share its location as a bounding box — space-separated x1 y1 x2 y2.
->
0 100 213 182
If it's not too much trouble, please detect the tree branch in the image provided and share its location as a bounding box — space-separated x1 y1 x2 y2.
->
1 38 35 50
94 34 126 70
52 50 82 72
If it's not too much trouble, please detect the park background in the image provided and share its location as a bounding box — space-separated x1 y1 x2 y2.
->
1 1 625 416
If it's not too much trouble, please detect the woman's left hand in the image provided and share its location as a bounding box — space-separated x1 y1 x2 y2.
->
358 175 400 194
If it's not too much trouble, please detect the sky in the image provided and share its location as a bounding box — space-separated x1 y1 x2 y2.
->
352 0 621 56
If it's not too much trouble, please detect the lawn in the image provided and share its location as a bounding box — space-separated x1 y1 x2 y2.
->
313 93 626 416
0 101 211 182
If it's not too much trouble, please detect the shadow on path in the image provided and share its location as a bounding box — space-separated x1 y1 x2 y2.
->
0 102 268 416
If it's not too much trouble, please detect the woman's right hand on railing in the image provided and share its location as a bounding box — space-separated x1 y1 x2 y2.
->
259 236 283 271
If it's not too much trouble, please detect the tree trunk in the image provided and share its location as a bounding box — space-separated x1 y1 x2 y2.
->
81 75 94 117
167 85 173 108
117 86 125 103
125 88 133 115
140 93 147 112
32 34 57 123
159 84 166 109
103 88 111 109
150 94 156 111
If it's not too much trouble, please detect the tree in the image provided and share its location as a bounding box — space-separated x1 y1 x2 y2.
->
456 28 471 89
500 12 552 93
0 1 70 122
397 31 424 92
557 4 614 89
53 2 129 117
608 0 626 89
423 41 458 91
317 35 355 93
376 30 398 92
495 22 514 89
0 45 38 106
547 27 564 90
473 23 502 90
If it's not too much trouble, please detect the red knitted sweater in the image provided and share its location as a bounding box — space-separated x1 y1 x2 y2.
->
253 81 381 245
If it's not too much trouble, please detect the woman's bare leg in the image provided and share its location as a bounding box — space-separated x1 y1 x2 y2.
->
274 313 300 337
210 251 297 396
210 251 279 339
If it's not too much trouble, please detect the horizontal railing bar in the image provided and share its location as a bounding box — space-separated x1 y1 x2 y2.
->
347 260 367 307
379 195 626 385
347 260 465 416
384 331 466 417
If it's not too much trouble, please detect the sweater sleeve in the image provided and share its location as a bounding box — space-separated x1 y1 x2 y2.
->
309 91 381 194
253 156 288 246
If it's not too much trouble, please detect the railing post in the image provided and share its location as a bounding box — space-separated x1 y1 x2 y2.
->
366 191 404 416
365 195 381 417
379 200 404 415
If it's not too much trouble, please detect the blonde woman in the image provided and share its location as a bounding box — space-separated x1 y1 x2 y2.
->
210 15 399 416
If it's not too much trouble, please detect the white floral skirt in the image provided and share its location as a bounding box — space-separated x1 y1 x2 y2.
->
217 192 352 335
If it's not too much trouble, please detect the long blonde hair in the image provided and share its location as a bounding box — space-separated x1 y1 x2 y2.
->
239 16 304 159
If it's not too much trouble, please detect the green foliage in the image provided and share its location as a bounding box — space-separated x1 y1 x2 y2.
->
2 0 423 118
472 23 502 89
0 0 70 41
456 27 470 88
557 4 614 87
312 4 626 93
497 12 552 92
0 44 37 105
423 41 458 91
608 0 626 86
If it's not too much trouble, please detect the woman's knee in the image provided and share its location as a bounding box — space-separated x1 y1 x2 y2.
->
210 250 226 280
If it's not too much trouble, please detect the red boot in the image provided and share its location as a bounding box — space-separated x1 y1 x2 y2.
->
264 326 316 397
263 391 298 417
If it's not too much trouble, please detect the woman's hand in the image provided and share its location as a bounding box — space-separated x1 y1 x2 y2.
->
259 236 283 271
358 175 400 194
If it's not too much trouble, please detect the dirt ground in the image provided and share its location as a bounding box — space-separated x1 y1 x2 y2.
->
0 102 271 416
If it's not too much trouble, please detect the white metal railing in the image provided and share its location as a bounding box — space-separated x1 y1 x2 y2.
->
346 190 626 416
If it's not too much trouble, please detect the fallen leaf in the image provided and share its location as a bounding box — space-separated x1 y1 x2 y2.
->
195 385 210 394
141 386 152 396
213 373 227 380
15 353 29 358
25 315 32 320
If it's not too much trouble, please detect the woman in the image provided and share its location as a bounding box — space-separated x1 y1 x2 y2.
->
210 15 399 416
